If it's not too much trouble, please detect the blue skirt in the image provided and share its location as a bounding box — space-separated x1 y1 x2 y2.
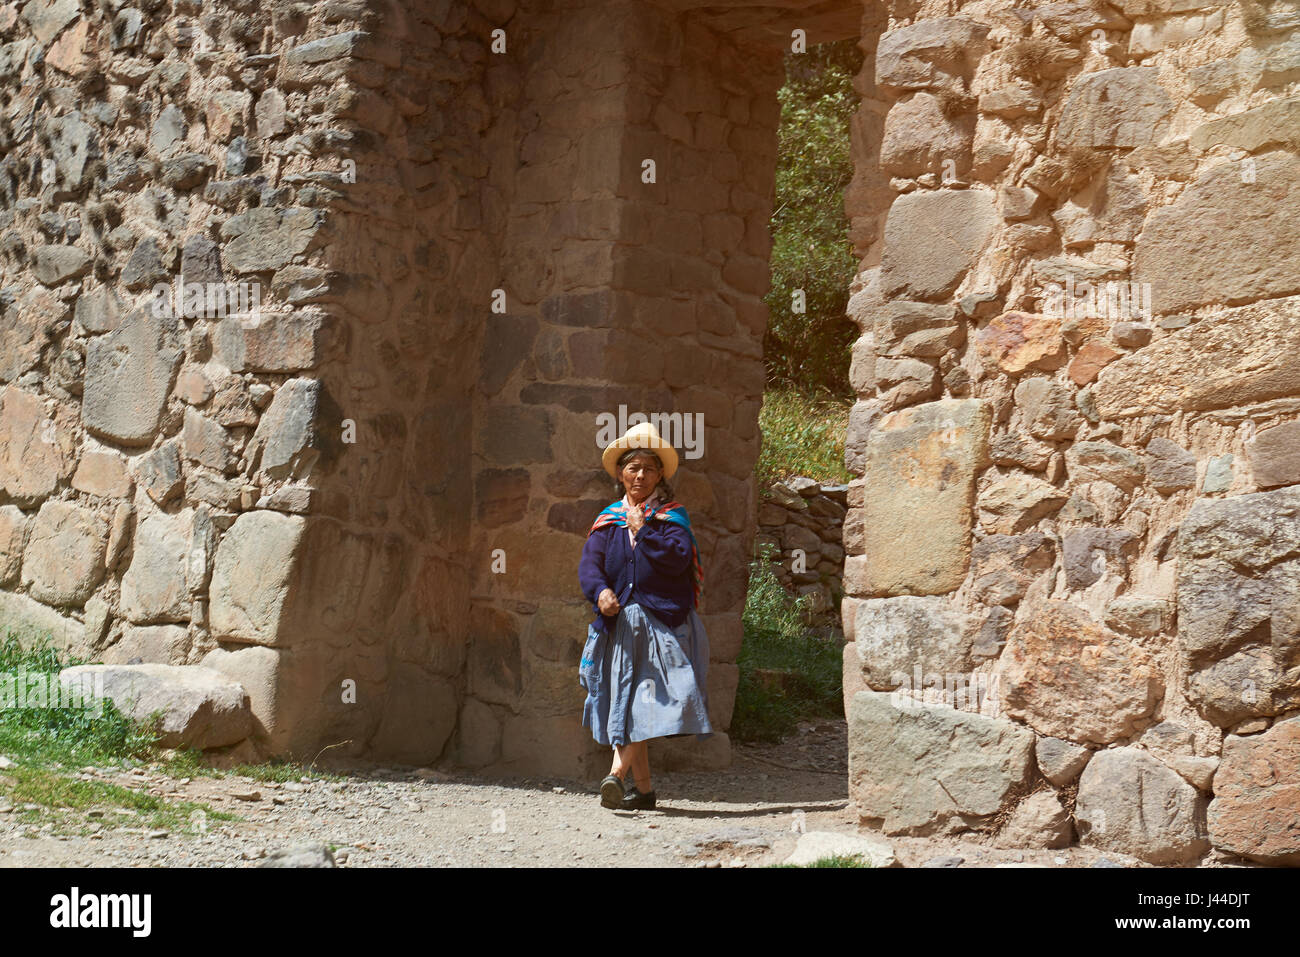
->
579 603 713 747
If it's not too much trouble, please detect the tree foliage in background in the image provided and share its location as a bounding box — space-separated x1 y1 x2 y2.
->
764 37 863 401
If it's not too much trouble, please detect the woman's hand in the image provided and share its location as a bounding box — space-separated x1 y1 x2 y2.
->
597 587 620 616
625 504 646 536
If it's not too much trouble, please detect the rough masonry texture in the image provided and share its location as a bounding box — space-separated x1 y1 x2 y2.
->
2 0 1299 864
839 0 1300 865
0 0 866 780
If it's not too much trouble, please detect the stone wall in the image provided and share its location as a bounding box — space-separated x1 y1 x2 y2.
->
6 0 1297 860
0 0 864 777
841 0 1300 865
756 476 847 629
0 0 502 762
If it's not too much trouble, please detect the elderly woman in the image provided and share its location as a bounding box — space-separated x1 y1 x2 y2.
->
578 422 712 810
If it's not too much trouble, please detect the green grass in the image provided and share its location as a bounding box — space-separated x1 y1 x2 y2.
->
771 854 874 868
2 764 238 836
755 383 854 490
0 629 161 768
0 625 338 833
731 541 843 743
149 745 341 784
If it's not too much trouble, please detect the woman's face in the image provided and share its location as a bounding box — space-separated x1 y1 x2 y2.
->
621 455 661 503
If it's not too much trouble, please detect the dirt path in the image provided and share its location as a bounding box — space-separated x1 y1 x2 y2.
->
0 721 1215 867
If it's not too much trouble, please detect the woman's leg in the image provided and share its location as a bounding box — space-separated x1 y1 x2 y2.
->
629 740 652 793
610 744 630 780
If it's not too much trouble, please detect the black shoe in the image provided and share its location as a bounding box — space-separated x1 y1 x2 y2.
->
621 786 657 810
599 774 626 808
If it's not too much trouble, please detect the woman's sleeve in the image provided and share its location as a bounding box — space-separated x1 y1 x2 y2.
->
636 519 694 575
579 526 612 604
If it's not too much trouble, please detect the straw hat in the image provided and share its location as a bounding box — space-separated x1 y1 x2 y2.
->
602 422 679 481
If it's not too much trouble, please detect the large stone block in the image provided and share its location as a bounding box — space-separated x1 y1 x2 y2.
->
498 713 604 779
72 450 134 498
1062 527 1137 590
1145 437 1197 493
246 377 321 480
219 207 325 273
971 532 1056 606
1028 0 1132 38
21 0 81 45
368 665 458 765
1245 421 1300 489
21 501 108 608
1053 166 1146 247
848 689 1035 835
211 312 335 373
1065 440 1145 492
282 519 409 647
1035 735 1091 786
1075 747 1210 864
880 189 998 301
1057 67 1172 148
1208 715 1300 865
1177 487 1300 726
455 697 502 768
977 472 1068 534
873 301 962 359
1014 377 1081 441
1 287 69 382
1094 297 1300 417
0 589 86 657
59 664 251 749
1188 95 1300 154
200 644 281 746
209 511 307 645
120 509 192 625
880 93 974 178
976 313 1066 375
102 623 190 664
83 306 183 446
995 790 1073 849
875 18 989 92
1129 8 1224 55
1001 600 1160 744
30 244 92 286
858 399 990 596
0 386 77 506
181 408 231 472
467 604 522 708
0 505 30 587
1135 154 1300 313
854 595 978 689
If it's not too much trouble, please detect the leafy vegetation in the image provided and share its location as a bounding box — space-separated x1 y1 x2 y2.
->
731 542 843 743
3 764 237 836
770 853 874 868
764 37 863 400
0 626 334 833
0 629 159 768
755 381 854 489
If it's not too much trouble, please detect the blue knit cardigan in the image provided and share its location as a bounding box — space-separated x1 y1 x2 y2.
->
578 516 697 636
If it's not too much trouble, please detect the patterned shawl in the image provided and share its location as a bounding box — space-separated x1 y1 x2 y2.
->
587 495 704 609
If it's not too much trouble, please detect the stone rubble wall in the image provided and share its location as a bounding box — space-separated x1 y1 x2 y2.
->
841 0 1300 865
0 0 859 778
0 0 499 762
756 475 847 629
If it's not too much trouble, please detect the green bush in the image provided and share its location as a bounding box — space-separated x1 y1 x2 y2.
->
731 542 843 743
764 37 863 400
0 629 159 768
755 381 854 489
